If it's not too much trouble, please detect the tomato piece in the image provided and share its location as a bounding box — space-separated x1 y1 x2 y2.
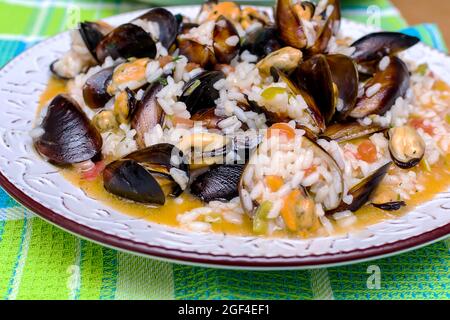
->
265 175 284 192
82 161 106 181
356 140 377 163
267 123 296 141
158 55 173 68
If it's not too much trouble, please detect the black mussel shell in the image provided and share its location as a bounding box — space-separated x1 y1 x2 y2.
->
325 54 359 120
372 201 406 211
179 70 225 114
321 122 386 143
82 66 114 109
350 56 410 119
134 8 178 49
351 32 420 64
296 54 336 125
125 143 189 178
241 26 284 59
213 15 240 64
34 94 102 165
79 21 112 61
95 23 156 63
131 83 164 149
103 159 166 204
328 162 391 214
191 164 244 202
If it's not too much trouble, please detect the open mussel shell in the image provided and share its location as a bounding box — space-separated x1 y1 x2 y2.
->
79 21 113 61
125 143 189 178
296 54 336 125
179 70 225 114
269 68 326 133
241 26 284 59
95 23 157 63
325 54 359 120
275 0 308 49
82 66 114 109
34 94 102 165
305 0 340 56
388 126 425 169
351 32 420 64
213 15 240 64
191 164 244 202
321 122 386 143
177 132 231 167
178 38 216 68
350 56 410 118
134 7 178 49
103 160 167 204
104 143 190 203
131 83 164 149
327 162 391 214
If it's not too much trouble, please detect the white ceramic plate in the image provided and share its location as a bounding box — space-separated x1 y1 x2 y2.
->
0 6 449 269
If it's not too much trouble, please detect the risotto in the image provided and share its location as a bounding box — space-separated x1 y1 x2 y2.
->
33 0 450 238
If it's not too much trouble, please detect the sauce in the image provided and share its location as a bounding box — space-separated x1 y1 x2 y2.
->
38 78 450 238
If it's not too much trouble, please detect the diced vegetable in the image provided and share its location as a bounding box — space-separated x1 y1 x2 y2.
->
356 140 377 163
253 200 272 234
280 189 301 232
267 123 296 140
265 175 284 192
261 86 287 100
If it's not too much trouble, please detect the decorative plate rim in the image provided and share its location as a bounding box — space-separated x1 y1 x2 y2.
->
0 6 449 270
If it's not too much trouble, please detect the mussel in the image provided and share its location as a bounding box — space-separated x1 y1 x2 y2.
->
321 122 386 143
92 110 119 133
256 47 303 77
388 125 425 169
177 132 231 166
325 54 359 120
82 66 114 109
179 70 225 114
103 143 189 204
196 0 242 24
34 94 102 165
131 83 164 149
50 21 113 79
190 164 244 202
296 54 336 125
213 15 240 64
350 56 410 118
133 7 178 49
241 26 284 59
351 32 420 64
178 15 240 67
79 21 114 60
114 88 138 124
95 23 157 63
327 162 391 214
275 0 339 53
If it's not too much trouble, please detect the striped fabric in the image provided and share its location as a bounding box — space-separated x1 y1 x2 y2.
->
0 0 449 300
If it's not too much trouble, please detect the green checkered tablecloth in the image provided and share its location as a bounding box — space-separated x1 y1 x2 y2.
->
0 0 448 300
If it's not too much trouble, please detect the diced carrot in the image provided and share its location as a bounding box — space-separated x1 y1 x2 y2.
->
267 123 296 141
82 161 105 181
172 116 195 128
409 118 434 135
280 189 301 232
265 175 284 192
356 140 377 163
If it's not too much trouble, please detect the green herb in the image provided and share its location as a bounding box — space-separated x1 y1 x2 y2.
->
157 77 168 86
416 63 428 76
